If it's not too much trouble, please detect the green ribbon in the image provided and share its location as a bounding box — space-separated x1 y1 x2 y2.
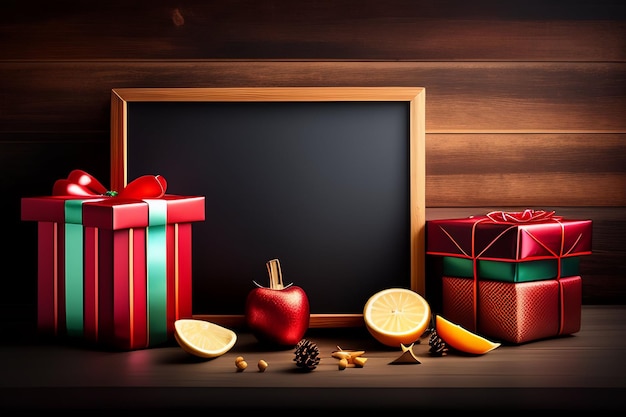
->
64 200 89 337
145 199 168 346
442 256 581 283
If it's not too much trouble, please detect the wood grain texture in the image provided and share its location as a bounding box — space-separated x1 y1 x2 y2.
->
1 306 625 411
2 63 624 207
1 0 624 61
1 62 624 132
426 133 626 206
1 1 625 312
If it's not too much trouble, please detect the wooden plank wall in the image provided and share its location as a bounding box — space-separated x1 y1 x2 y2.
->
2 0 624 324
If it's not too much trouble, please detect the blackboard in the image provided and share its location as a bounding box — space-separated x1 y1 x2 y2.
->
111 87 425 327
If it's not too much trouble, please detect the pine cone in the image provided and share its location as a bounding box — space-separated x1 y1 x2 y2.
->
428 328 449 356
293 339 320 371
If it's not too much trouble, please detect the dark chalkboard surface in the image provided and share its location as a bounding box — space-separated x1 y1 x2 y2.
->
111 87 425 327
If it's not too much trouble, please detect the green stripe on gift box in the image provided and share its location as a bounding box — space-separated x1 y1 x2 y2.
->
442 256 580 282
146 199 168 346
65 200 85 338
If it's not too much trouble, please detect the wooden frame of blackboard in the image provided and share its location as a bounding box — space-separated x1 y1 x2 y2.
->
110 87 425 328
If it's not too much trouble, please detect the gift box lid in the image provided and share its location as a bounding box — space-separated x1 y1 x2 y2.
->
21 196 107 223
82 195 205 229
426 210 592 261
21 195 205 230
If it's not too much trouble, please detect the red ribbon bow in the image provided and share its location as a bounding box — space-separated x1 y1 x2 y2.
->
52 169 167 199
486 209 558 223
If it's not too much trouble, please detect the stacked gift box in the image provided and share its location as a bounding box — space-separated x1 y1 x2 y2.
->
426 210 592 344
21 170 205 350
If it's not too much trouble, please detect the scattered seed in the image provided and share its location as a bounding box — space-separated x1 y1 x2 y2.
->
236 359 248 371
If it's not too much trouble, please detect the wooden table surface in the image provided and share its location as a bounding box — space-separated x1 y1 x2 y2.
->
1 305 625 412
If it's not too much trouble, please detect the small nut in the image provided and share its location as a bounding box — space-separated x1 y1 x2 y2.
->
236 360 248 371
338 358 348 370
235 356 245 364
257 359 268 372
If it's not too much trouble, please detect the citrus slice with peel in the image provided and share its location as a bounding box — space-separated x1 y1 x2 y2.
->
174 319 237 359
435 315 500 355
363 288 431 348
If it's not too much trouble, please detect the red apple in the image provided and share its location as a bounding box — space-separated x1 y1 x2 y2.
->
245 259 310 346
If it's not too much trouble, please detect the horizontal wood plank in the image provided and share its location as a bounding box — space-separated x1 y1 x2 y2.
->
4 131 625 207
427 173 626 207
1 0 624 61
426 133 626 206
1 62 625 132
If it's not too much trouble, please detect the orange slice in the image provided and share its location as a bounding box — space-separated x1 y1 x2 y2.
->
363 288 431 348
435 315 500 355
174 319 237 359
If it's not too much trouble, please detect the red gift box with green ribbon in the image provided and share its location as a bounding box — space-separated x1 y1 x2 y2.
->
426 210 592 344
427 210 592 283
21 170 205 350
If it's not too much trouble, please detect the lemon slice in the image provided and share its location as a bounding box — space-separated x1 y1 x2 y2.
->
435 315 500 355
174 319 237 358
363 288 431 348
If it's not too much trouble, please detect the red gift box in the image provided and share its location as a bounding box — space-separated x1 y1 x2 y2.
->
442 275 582 344
21 170 205 350
427 210 590 344
426 210 592 263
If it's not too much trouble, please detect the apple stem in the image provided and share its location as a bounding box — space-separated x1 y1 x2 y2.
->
266 258 284 290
